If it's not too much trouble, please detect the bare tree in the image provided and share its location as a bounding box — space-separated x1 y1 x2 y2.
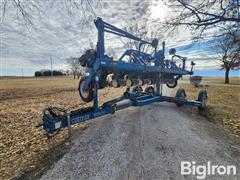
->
166 0 240 35
106 48 117 58
1 0 96 26
214 28 240 83
66 57 83 79
120 22 160 53
165 0 239 83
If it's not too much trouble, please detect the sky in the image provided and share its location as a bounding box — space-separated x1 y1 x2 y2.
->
1 0 239 77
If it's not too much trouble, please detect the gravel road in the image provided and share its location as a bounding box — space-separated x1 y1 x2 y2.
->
41 89 240 180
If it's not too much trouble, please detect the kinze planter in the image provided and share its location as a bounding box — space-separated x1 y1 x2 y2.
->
37 17 207 137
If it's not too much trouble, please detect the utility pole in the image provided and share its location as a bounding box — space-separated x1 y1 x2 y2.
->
50 56 53 77
21 68 24 78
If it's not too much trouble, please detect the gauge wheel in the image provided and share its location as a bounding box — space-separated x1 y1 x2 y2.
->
145 86 155 95
176 88 186 107
166 80 177 88
78 78 94 102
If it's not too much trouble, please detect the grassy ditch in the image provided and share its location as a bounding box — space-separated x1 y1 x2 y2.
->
176 82 240 136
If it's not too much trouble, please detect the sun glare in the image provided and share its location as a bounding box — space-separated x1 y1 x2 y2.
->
150 0 168 21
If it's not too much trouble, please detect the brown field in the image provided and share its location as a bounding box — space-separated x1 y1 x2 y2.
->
0 77 125 179
182 76 240 85
0 76 239 179
203 77 240 85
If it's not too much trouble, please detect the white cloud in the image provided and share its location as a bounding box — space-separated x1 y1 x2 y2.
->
1 0 224 76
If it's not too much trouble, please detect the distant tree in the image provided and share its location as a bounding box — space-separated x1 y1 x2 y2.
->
34 71 41 77
65 69 70 76
214 28 240 83
34 70 65 77
106 48 116 58
1 0 96 26
42 70 51 76
165 0 239 83
120 22 160 53
66 57 83 79
166 0 240 36
53 70 66 76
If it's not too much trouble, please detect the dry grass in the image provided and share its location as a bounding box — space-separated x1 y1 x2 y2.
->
0 77 78 100
204 77 240 85
1 76 239 179
176 82 240 136
0 77 124 179
182 76 240 85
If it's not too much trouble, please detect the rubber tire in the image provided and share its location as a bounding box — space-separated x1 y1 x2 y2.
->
145 86 155 95
176 88 186 107
166 80 178 88
78 78 94 102
126 79 133 88
197 89 208 111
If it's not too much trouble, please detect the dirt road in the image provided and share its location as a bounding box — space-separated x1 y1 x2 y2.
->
41 102 240 180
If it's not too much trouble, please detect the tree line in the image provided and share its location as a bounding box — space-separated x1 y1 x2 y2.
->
34 57 84 79
34 70 66 77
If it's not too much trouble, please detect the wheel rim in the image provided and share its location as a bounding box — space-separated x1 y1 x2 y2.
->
112 79 118 88
126 79 132 87
80 81 90 98
167 80 176 87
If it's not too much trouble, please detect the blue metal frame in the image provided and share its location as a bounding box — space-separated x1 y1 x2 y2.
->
37 18 205 136
82 17 193 92
37 91 206 135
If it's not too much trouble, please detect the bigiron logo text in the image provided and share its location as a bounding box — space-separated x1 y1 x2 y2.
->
181 161 237 179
